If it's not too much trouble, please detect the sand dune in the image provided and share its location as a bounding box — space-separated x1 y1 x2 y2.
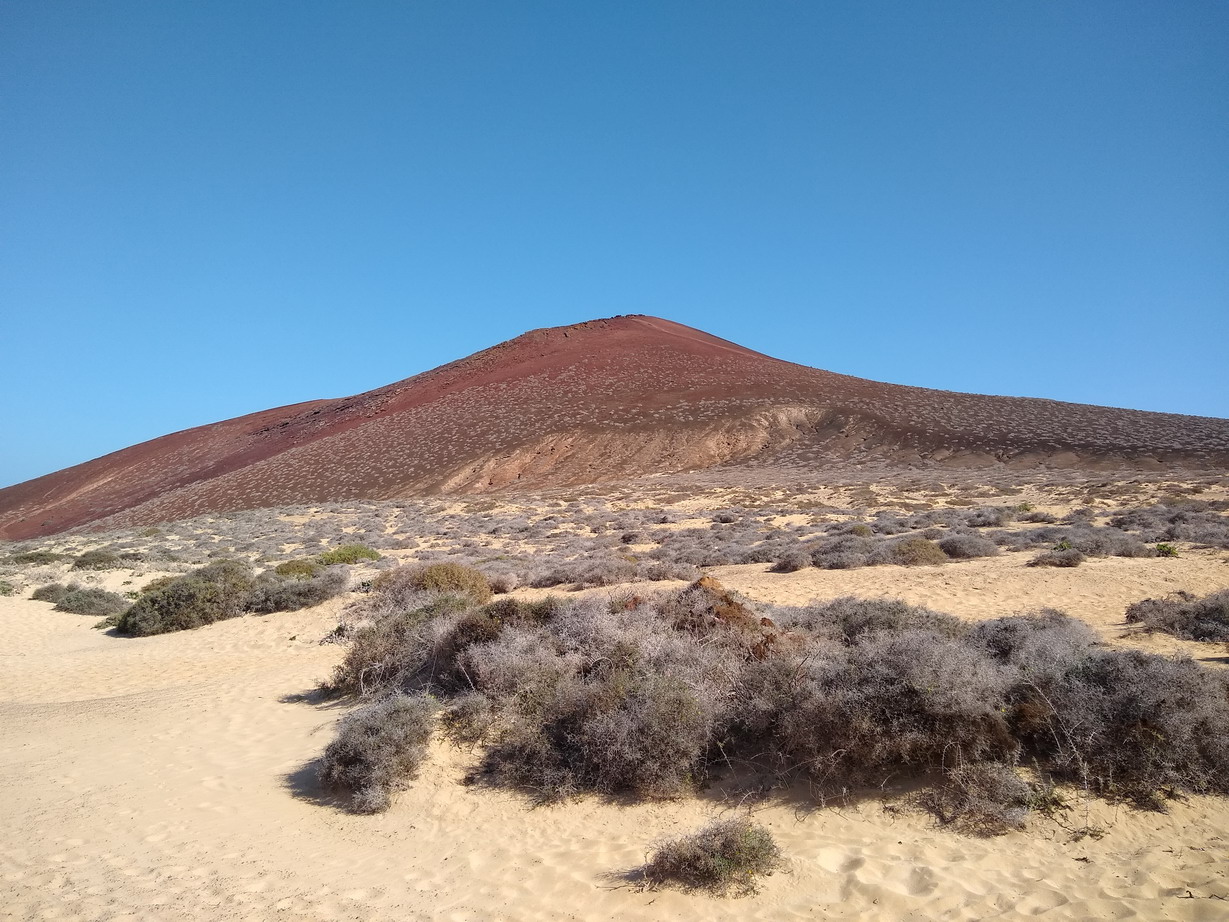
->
4 547 1228 921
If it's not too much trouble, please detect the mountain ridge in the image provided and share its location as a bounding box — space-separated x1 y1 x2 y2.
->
3 314 1227 539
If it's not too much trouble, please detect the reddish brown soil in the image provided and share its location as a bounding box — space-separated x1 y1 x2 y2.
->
2 315 1226 539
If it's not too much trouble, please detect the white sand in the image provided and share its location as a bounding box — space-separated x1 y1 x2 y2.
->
3 550 1229 921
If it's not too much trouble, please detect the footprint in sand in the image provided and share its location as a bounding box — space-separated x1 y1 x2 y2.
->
1016 888 1070 914
814 846 864 874
904 865 937 896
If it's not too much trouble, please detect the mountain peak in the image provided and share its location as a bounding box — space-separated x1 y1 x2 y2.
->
2 317 1226 538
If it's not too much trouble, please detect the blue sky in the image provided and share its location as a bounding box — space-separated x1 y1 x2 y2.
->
2 1 1226 489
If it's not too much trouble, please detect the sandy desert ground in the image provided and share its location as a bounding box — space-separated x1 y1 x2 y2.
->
3 482 1229 921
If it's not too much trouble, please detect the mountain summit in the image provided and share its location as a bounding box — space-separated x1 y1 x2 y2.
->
2 315 1226 538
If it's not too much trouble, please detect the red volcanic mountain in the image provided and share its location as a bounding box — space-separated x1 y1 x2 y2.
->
2 315 1227 539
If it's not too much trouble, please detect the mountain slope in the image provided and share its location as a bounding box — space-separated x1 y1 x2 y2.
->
2 315 1227 539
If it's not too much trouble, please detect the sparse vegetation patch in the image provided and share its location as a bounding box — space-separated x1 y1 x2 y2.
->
319 582 1229 822
642 817 784 895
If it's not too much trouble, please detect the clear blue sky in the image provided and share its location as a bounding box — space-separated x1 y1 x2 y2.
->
3 1 1227 489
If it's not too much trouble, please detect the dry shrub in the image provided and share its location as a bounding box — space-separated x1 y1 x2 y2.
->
440 692 495 745
640 561 702 582
1109 503 1229 548
319 693 438 813
1041 650 1229 805
642 817 783 895
470 598 732 799
970 610 1098 679
917 763 1038 835
965 507 1018 528
482 595 568 625
770 549 812 573
486 571 519 594
317 580 1229 827
763 630 1016 785
1027 549 1085 568
790 596 966 644
570 555 637 588
379 563 491 605
974 612 1229 805
1067 528 1155 558
658 577 765 642
872 537 947 567
480 669 715 799
1125 590 1229 642
938 534 999 559
139 575 180 595
326 593 472 696
809 534 875 570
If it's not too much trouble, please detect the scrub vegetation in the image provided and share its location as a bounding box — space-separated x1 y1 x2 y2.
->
318 571 1229 823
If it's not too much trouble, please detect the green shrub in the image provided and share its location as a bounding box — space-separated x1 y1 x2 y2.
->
642 817 784 895
1155 543 1179 558
317 544 381 566
8 550 62 565
71 549 123 571
32 583 72 604
399 563 492 605
139 575 179 595
319 693 438 813
874 537 947 567
115 560 254 636
274 559 322 579
0 580 14 597
54 587 129 617
247 567 349 613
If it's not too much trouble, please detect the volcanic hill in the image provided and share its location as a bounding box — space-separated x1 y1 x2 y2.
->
2 315 1227 539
